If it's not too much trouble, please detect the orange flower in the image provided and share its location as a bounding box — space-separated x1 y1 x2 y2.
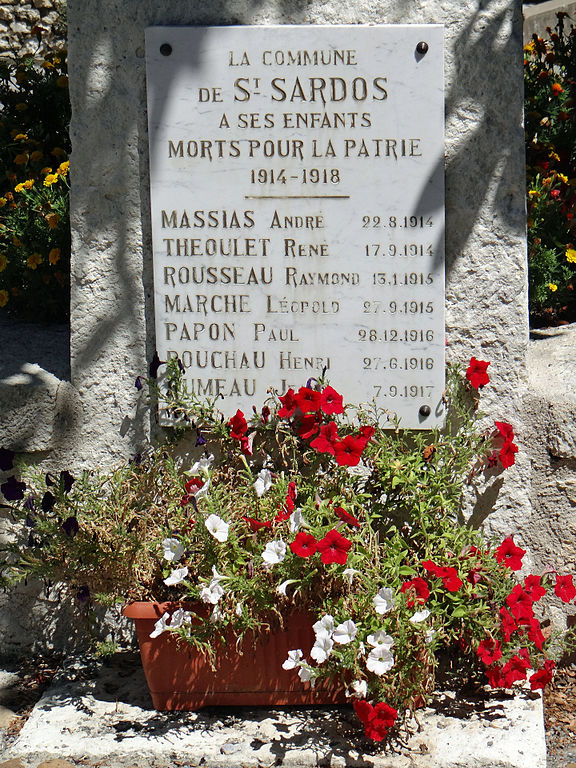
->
46 213 60 229
48 248 61 265
0 290 9 307
40 166 53 175
30 150 43 162
57 160 69 175
50 147 67 158
551 82 564 95
27 252 43 270
23 179 34 190
0 254 8 272
12 236 23 247
14 153 28 165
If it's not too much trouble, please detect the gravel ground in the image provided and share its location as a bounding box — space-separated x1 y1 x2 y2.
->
0 653 571 766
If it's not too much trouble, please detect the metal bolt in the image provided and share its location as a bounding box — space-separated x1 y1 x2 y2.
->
160 43 172 56
416 41 429 55
419 405 431 418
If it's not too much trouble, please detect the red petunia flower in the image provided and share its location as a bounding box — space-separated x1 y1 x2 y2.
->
499 607 518 642
317 529 352 565
297 413 320 439
357 425 375 448
499 440 519 469
334 506 361 528
466 357 490 389
477 637 502 665
353 700 397 742
495 537 526 571
422 561 463 592
294 386 322 414
506 584 534 623
530 659 555 691
501 651 530 687
400 577 430 607
485 664 505 689
527 617 546 650
290 531 318 558
320 385 344 415
278 388 298 419
524 574 546 602
239 434 254 456
495 421 515 441
229 410 248 439
310 422 339 455
243 516 272 532
185 477 205 495
334 435 365 467
555 574 576 603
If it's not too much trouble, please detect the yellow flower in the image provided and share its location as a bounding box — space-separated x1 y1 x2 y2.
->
548 283 558 292
46 213 60 229
528 190 540 197
57 160 69 175
23 179 34 189
0 290 9 308
43 173 59 187
48 248 61 265
15 103 28 112
40 166 53 175
50 147 67 158
566 249 576 264
14 183 25 193
548 151 560 162
56 76 69 88
13 133 28 141
14 153 28 165
556 173 568 184
527 218 534 228
0 198 6 208
42 61 55 70
0 254 8 272
30 150 43 162
27 252 43 270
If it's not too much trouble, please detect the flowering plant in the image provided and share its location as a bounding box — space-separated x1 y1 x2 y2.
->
0 48 70 322
524 13 576 323
1 357 574 742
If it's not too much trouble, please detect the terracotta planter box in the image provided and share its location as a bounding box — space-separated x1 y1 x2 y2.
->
122 602 346 711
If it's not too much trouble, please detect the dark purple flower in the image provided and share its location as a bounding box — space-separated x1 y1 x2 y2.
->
306 377 318 389
134 376 145 391
177 357 185 374
62 516 79 537
45 472 56 487
76 585 90 603
195 432 207 447
1 476 26 501
41 491 56 512
0 448 15 472
130 453 142 465
24 495 35 512
60 471 75 493
149 351 165 379
25 514 36 528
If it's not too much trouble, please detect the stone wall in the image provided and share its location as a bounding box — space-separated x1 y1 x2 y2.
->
0 0 66 60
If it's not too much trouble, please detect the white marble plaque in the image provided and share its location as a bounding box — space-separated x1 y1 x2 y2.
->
146 25 445 427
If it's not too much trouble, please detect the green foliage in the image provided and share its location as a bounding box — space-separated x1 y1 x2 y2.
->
0 48 70 323
525 14 576 322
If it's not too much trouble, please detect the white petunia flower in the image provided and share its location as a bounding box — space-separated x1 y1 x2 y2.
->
163 566 188 586
170 608 192 628
253 468 274 497
150 613 170 638
211 565 226 583
348 679 368 699
288 508 305 534
276 579 297 597
313 615 335 638
367 631 394 649
200 581 224 604
310 634 334 664
410 609 431 623
298 665 317 685
205 514 229 542
425 629 437 644
235 602 243 617
333 619 357 645
373 587 395 615
188 454 214 475
342 568 359 586
282 649 304 670
366 646 395 676
210 605 224 623
161 537 184 563
262 540 286 567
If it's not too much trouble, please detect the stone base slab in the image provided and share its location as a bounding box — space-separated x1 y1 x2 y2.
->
3 653 546 768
